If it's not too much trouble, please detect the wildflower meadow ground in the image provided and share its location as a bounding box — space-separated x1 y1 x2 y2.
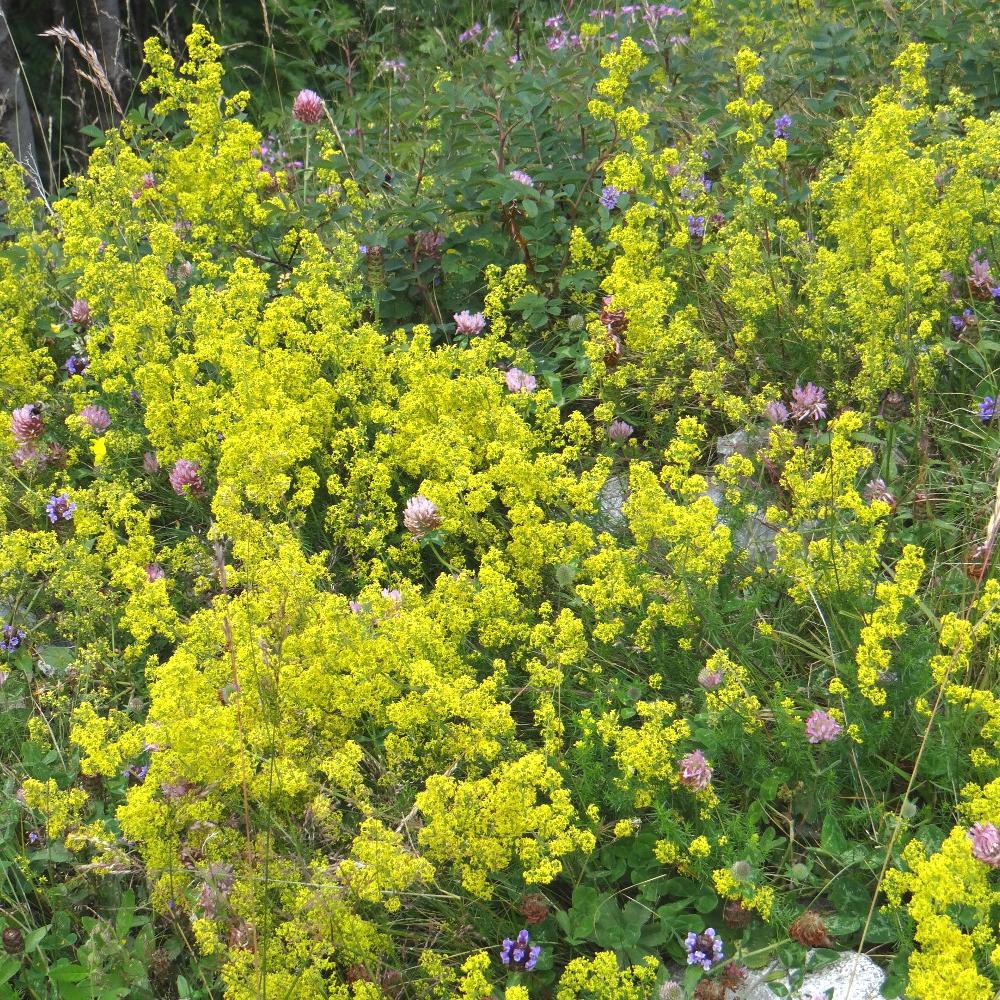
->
1 2 1000 999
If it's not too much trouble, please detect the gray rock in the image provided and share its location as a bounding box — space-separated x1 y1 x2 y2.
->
740 951 887 1000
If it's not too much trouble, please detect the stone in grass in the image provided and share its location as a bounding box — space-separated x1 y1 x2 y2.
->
741 951 886 1000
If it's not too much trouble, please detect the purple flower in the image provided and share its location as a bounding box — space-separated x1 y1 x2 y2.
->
292 89 324 125
0 624 25 653
970 252 993 294
143 451 159 474
968 822 1000 868
685 927 724 971
169 459 205 497
698 666 724 690
805 709 842 743
545 14 563 28
607 419 633 444
979 396 996 422
70 298 91 326
547 31 568 50
45 492 75 523
124 764 148 783
454 310 487 336
687 214 706 239
79 404 111 434
500 928 541 971
599 185 622 210
509 169 534 188
763 399 789 424
864 479 896 508
458 22 482 43
950 308 975 333
145 564 166 582
65 355 88 376
679 750 712 791
789 382 827 422
380 588 403 609
505 368 537 394
11 404 44 443
773 114 793 139
403 495 442 538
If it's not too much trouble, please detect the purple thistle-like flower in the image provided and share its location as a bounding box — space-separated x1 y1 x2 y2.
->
607 419 633 444
979 396 996 422
545 14 563 27
0 624 26 653
698 666 724 690
79 404 111 434
789 382 827 423
599 184 622 210
65 355 88 376
679 750 712 791
292 89 325 125
968 822 1000 868
454 310 487 336
145 564 166 582
505 368 537 394
169 459 205 497
970 253 993 293
805 709 842 743
763 399 789 424
500 928 541 971
45 492 75 523
11 404 44 443
509 169 534 188
458 21 482 43
70 298 91 326
773 114 793 139
685 927 724 971
403 495 442 538
687 214 706 239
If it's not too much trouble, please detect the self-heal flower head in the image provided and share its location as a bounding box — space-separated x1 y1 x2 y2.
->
773 113 792 139
458 21 482 43
685 927 723 971
687 214 706 238
453 310 486 336
70 297 91 326
0 624 26 653
805 709 842 743
968 822 1000 868
505 368 537 394
978 396 996 422
607 419 633 444
864 478 896 508
45 492 75 523
950 308 975 332
403 495 442 539
292 89 324 124
500 928 540 971
789 382 827 422
11 404 44 443
599 184 622 210
65 355 88 376
679 749 712 791
79 404 111 435
509 169 534 188
169 459 205 497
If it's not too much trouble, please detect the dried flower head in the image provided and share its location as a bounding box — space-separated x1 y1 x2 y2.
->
143 451 160 474
864 478 896 509
70 298 91 326
788 910 833 947
517 893 550 925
